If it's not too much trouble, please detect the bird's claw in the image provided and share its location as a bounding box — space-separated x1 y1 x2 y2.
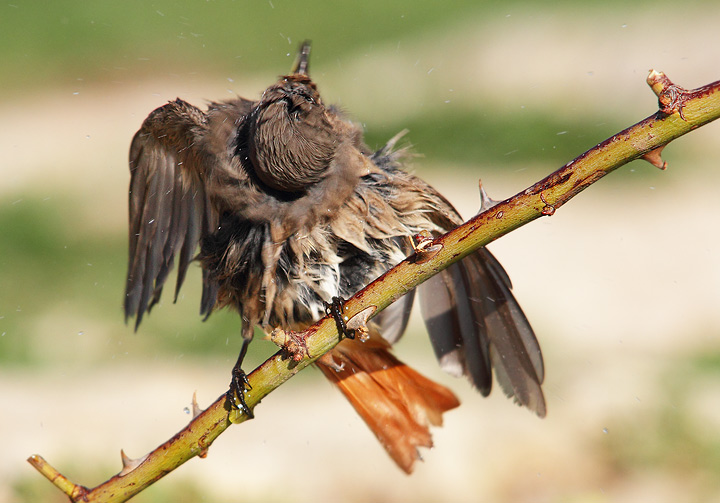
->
226 367 254 418
325 296 356 340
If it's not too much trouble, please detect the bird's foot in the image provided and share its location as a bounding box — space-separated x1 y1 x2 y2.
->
226 365 254 418
325 296 356 340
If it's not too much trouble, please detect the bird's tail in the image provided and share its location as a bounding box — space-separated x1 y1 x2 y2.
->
316 330 460 473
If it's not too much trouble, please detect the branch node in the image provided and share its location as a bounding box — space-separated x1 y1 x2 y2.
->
197 437 210 459
27 454 89 500
540 193 556 216
647 69 671 96
647 70 689 120
411 230 443 264
270 328 311 362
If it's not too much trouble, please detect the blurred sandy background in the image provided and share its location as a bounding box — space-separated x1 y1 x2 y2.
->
2 2 720 502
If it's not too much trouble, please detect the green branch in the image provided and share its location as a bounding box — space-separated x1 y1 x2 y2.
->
28 70 720 502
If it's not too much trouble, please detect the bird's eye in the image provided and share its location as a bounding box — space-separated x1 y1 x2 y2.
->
283 99 301 121
291 87 316 105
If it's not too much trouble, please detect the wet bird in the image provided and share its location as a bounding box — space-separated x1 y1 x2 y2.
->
124 42 545 473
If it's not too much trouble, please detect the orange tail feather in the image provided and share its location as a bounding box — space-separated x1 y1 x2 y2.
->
316 335 460 473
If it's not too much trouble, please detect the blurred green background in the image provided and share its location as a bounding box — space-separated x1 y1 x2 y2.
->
3 1 720 502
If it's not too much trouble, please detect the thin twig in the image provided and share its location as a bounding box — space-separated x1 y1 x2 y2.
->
28 71 720 503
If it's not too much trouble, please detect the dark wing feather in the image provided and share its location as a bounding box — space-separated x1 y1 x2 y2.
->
374 288 415 345
124 99 217 329
419 265 493 394
418 272 468 379
419 249 546 416
413 181 546 416
463 249 545 416
478 249 544 384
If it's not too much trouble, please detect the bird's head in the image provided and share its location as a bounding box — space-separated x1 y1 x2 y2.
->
247 42 341 193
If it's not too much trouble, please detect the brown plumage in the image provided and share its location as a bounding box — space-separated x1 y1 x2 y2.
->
124 41 545 473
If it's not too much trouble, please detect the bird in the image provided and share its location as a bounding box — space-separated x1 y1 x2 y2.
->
124 41 546 473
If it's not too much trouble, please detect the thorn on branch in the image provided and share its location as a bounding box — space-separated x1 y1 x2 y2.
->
191 391 204 419
641 145 669 170
477 179 500 212
316 352 345 372
120 450 148 476
190 393 210 457
345 305 376 341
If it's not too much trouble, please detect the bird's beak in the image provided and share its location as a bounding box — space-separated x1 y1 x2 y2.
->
291 40 312 76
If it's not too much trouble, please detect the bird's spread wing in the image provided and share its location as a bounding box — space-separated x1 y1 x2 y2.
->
410 183 546 417
125 98 219 329
419 248 546 416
